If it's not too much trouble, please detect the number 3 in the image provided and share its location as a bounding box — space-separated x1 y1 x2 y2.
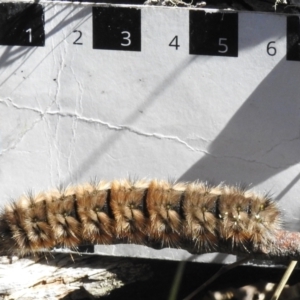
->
121 31 131 46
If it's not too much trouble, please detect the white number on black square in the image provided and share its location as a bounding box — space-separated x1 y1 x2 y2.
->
93 7 141 52
190 11 238 57
0 3 44 47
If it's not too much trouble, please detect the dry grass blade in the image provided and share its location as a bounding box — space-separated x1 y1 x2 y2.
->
271 260 298 300
168 261 186 300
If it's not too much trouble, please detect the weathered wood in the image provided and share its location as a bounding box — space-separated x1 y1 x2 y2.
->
1 229 300 299
0 254 152 300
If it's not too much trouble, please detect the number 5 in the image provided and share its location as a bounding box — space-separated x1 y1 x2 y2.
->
218 38 228 53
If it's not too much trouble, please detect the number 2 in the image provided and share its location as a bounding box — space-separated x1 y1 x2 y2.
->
73 30 83 45
121 31 131 46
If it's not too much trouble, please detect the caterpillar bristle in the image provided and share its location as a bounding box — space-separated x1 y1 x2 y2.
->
110 180 147 243
183 183 218 249
6 202 31 253
248 195 281 245
77 183 113 244
47 191 81 249
147 180 184 247
24 197 54 251
0 180 282 256
218 193 251 246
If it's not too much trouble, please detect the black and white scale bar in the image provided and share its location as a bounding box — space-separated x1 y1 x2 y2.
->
287 16 300 61
189 11 238 57
0 3 44 47
0 3 299 60
93 7 141 51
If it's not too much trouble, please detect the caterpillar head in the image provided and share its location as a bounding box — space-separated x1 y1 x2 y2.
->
0 216 17 256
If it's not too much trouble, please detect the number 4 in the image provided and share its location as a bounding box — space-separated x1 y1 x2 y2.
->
169 36 180 50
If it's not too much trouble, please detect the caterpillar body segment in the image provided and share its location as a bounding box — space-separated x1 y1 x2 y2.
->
183 183 219 249
0 180 281 255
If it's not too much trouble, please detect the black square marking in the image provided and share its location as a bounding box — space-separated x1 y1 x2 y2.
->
93 7 141 52
0 3 44 47
287 16 300 61
190 11 238 57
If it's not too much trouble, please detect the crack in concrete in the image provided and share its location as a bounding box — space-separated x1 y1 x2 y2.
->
0 99 44 155
220 154 284 170
48 110 206 153
1 99 299 172
0 99 207 154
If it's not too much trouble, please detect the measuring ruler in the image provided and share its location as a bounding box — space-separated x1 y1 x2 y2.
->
0 3 299 57
0 1 300 264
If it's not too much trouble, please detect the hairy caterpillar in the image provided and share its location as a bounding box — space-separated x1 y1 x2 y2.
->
0 180 281 256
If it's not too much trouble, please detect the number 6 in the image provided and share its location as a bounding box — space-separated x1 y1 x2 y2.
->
267 41 276 56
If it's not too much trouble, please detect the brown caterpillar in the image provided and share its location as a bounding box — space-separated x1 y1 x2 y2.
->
0 179 281 256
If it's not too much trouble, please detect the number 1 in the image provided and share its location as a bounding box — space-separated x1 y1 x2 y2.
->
26 28 32 43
